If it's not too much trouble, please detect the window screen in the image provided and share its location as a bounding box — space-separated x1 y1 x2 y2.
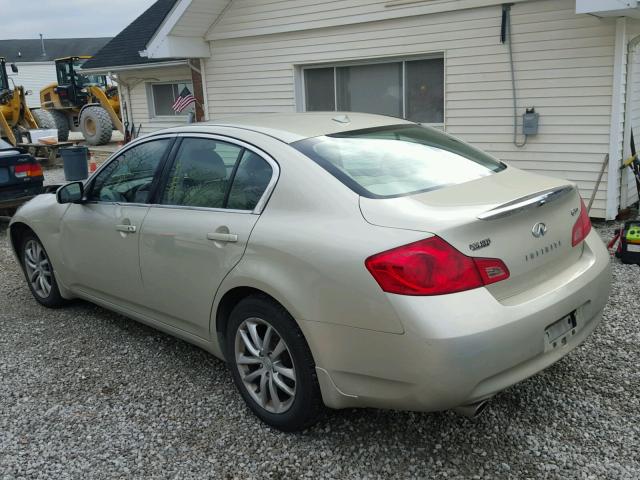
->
337 63 402 118
151 82 195 117
405 59 444 123
303 57 444 123
305 68 335 111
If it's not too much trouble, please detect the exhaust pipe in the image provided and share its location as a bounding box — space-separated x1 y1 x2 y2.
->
453 399 490 418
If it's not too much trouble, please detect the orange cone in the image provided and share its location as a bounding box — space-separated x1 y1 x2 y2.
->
89 152 98 173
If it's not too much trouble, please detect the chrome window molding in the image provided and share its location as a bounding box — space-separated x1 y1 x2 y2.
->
86 131 281 216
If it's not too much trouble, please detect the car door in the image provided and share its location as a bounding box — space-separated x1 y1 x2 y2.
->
139 135 278 338
59 137 174 306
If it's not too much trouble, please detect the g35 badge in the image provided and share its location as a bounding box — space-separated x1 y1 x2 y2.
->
469 238 491 251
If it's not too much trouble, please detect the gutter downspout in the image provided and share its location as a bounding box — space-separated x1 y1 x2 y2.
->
199 56 210 121
607 17 627 220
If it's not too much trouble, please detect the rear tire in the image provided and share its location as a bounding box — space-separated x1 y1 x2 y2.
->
80 106 113 146
226 295 324 431
49 110 70 141
31 109 56 130
20 233 67 308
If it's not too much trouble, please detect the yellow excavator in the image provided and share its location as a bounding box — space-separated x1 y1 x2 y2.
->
38 56 123 146
0 57 55 146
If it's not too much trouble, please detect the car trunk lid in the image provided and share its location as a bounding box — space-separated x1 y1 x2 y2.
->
359 168 584 300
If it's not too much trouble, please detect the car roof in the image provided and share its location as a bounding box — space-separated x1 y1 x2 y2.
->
157 112 415 144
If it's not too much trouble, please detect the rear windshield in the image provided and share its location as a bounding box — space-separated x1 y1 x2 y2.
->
291 125 506 198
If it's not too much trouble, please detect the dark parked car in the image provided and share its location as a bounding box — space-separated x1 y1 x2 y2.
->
0 139 44 215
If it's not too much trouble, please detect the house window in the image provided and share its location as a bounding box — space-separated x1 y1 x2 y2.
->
303 57 444 124
150 82 196 117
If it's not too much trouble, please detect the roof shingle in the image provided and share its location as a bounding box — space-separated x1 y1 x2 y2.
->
82 0 181 70
0 38 111 63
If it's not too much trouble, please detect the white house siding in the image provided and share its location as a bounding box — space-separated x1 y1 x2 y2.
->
118 65 193 134
5 62 56 108
622 19 640 209
203 0 616 217
206 0 529 40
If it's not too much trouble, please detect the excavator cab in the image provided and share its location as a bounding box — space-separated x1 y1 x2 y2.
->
40 56 122 145
54 57 107 107
0 58 12 97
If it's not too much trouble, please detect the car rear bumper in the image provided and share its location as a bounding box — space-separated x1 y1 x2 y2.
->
310 230 611 412
0 183 44 209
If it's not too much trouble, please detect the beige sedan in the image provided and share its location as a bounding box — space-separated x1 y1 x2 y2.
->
9 113 611 431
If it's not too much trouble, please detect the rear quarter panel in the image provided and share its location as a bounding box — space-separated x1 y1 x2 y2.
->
212 139 427 358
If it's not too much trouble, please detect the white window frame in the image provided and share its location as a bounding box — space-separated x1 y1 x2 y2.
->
147 80 196 120
296 53 446 129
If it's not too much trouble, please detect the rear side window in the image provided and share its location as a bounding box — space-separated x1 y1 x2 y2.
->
161 138 242 209
227 151 273 211
291 125 505 198
160 137 274 211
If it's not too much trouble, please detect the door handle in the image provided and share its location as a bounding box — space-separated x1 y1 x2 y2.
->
115 224 137 233
207 232 238 243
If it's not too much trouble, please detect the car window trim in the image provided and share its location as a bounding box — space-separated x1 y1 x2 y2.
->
150 132 280 215
148 136 184 206
221 147 246 208
84 134 177 205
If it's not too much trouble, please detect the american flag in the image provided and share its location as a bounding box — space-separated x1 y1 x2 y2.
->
172 86 196 113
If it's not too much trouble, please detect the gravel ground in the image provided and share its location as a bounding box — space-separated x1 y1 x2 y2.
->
0 213 639 478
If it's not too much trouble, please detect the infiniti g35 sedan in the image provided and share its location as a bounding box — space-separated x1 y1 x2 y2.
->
9 112 611 431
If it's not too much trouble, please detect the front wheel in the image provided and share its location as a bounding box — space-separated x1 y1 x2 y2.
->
21 233 67 308
80 106 113 146
226 295 324 431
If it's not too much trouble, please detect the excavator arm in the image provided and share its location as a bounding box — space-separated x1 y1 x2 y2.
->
0 110 17 146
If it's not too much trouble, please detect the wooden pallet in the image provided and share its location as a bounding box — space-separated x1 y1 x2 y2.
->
17 142 75 166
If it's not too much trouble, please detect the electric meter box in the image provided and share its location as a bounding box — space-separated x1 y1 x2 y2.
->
523 108 539 135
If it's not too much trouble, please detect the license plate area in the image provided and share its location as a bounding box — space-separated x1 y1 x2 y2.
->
0 167 9 184
544 311 577 352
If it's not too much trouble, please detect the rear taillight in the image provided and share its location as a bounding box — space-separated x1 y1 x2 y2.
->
14 163 43 178
365 236 510 296
571 197 592 247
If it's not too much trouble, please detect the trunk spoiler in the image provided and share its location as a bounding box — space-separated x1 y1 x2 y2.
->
477 185 574 220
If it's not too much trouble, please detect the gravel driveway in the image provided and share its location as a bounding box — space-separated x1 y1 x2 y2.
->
0 219 638 479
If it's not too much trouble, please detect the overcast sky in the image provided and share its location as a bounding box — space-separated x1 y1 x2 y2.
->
0 0 157 39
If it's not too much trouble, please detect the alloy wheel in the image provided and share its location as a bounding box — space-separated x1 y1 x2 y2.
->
23 239 52 299
234 317 296 414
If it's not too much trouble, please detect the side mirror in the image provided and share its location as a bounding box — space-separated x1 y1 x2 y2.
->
10 63 18 73
56 182 84 204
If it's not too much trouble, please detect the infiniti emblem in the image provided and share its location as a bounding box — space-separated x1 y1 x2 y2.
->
532 222 547 238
